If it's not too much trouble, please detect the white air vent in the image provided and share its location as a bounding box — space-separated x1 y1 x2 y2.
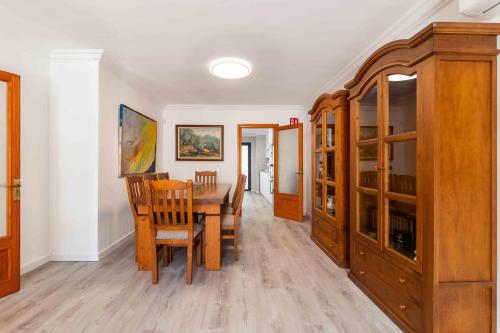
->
459 0 500 16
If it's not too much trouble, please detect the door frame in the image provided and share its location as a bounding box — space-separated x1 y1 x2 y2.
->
236 124 279 185
0 70 20 298
241 142 251 191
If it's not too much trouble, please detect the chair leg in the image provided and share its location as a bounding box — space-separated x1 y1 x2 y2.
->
163 245 169 267
196 236 202 267
187 245 193 285
233 230 239 261
152 243 159 284
134 222 138 263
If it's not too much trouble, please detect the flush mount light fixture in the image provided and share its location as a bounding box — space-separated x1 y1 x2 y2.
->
209 57 252 79
388 74 417 82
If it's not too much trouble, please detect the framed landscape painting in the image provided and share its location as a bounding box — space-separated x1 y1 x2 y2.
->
119 104 157 176
176 125 224 161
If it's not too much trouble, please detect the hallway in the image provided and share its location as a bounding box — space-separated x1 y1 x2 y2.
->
0 193 400 333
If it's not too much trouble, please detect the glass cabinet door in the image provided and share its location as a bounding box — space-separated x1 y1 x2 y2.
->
325 110 336 219
384 72 418 265
356 83 379 241
313 114 323 212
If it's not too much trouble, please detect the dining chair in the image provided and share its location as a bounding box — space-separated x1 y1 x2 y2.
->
145 179 204 284
195 171 217 184
125 175 146 263
156 172 170 180
143 172 158 182
223 173 244 214
221 175 246 261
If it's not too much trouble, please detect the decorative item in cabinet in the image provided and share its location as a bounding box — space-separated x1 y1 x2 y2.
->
309 90 349 268
347 22 499 333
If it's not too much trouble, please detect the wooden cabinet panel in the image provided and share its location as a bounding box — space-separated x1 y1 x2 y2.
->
347 23 499 332
437 59 494 283
309 91 349 268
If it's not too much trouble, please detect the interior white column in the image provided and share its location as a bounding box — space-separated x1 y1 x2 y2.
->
49 50 102 261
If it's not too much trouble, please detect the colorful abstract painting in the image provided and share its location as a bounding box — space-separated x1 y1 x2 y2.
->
119 105 157 176
176 125 224 161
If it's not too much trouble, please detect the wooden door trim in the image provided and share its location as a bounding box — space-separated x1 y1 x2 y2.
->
236 124 279 181
274 123 303 222
0 70 20 298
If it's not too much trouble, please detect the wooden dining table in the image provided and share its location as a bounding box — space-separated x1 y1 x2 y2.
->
134 183 231 271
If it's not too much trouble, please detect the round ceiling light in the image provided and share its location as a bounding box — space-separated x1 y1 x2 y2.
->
209 57 252 79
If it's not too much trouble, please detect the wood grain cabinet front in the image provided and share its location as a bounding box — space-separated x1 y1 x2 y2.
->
347 22 499 332
309 91 350 268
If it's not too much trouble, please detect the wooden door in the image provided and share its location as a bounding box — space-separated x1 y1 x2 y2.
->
274 123 303 222
0 70 20 298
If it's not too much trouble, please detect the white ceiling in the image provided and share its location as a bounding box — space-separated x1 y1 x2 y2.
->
242 128 271 137
3 0 415 105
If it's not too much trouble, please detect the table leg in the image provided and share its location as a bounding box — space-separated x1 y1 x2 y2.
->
204 206 221 271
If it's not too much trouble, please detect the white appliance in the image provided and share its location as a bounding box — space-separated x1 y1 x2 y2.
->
459 0 500 16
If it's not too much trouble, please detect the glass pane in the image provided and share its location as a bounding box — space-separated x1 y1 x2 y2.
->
315 182 322 210
0 82 6 238
326 151 335 182
326 111 335 148
359 192 377 240
326 186 336 218
388 140 416 195
388 201 417 261
315 118 322 150
315 152 322 180
359 84 378 140
241 144 249 190
388 74 416 135
359 144 377 189
278 128 298 195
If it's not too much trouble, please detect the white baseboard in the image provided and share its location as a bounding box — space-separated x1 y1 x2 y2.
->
50 253 99 261
21 255 51 275
98 231 134 259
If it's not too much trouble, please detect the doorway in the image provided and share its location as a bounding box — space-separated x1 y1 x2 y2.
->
241 142 251 191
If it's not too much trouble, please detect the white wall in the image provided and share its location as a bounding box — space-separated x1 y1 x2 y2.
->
98 62 163 255
162 105 310 215
49 50 101 261
0 4 87 273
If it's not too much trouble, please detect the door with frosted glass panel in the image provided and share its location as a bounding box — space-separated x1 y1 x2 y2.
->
0 70 20 298
274 123 303 222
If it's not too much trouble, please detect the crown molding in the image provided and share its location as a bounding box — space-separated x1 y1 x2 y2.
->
50 49 104 62
309 0 452 104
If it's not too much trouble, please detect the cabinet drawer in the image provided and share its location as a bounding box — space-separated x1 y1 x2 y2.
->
314 216 338 254
351 240 422 332
375 256 421 305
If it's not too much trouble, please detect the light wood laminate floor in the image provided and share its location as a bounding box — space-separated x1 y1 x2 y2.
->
0 192 401 333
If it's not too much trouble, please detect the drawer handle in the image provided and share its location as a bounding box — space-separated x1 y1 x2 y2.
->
359 270 366 276
399 304 407 311
359 251 365 256
398 277 406 284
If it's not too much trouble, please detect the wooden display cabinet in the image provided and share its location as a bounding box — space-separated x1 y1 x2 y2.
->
347 22 499 332
309 90 349 268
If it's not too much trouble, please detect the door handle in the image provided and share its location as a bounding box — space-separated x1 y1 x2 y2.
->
0 178 21 201
0 178 21 188
296 172 304 175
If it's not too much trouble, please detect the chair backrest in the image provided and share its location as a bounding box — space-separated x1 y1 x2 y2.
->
195 171 217 184
125 175 145 218
233 175 247 217
143 173 158 182
231 173 245 210
157 172 170 180
145 179 194 235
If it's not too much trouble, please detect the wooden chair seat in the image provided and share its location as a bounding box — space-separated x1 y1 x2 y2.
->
221 214 235 229
157 224 203 240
